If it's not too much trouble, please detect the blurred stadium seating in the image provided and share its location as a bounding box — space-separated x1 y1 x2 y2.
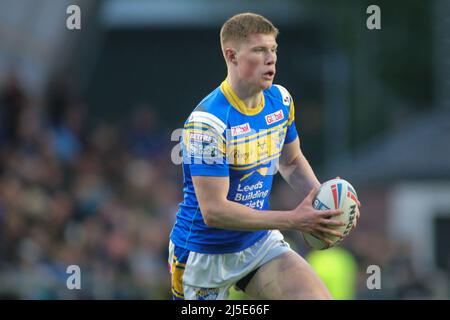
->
0 0 449 299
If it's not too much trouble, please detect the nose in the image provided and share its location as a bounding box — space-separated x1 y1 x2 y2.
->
266 51 276 65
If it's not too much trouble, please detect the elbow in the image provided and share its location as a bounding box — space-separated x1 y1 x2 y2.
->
202 212 215 227
278 163 292 181
201 204 222 227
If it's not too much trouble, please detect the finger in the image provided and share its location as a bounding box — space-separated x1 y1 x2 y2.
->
302 234 314 249
317 226 344 238
319 209 343 217
314 233 333 247
357 200 362 208
352 214 358 229
320 218 346 226
306 186 320 201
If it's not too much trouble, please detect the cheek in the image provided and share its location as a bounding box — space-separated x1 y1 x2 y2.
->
240 56 262 78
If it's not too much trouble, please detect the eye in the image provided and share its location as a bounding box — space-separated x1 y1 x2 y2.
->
253 47 264 52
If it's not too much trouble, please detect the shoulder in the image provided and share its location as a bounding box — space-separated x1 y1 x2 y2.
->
265 84 294 107
185 86 231 134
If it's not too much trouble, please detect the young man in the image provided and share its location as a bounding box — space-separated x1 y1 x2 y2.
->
169 13 357 300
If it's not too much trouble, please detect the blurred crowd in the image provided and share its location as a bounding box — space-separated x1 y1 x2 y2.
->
0 71 178 299
0 70 447 300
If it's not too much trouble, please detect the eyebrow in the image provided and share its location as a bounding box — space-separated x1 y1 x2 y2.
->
252 44 278 50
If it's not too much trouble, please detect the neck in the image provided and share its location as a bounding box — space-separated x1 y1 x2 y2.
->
227 72 262 109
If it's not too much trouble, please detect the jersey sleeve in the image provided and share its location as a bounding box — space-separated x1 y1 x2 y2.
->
274 85 298 144
182 111 229 177
285 99 298 144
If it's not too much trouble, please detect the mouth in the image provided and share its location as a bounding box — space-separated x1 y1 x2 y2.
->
262 70 275 80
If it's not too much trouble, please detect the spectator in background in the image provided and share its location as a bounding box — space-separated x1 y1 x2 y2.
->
50 103 87 164
124 104 167 159
306 246 358 300
0 71 174 299
0 69 26 147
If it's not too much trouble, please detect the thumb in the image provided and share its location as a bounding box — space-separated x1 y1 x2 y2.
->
306 186 320 201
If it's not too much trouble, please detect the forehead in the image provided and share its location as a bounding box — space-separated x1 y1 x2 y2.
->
243 33 277 48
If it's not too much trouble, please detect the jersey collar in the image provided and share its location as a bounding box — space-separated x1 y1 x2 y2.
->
220 79 265 116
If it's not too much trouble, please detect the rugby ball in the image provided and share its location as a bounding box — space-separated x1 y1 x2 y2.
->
302 178 359 250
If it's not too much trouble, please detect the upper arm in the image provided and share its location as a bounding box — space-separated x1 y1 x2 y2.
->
273 85 300 172
279 136 301 169
182 110 230 223
274 84 298 144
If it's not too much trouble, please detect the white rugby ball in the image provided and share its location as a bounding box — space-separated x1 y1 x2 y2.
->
302 178 359 250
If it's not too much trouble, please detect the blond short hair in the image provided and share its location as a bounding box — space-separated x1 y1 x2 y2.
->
220 13 279 51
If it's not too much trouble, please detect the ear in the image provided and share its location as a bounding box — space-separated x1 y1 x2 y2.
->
224 47 238 65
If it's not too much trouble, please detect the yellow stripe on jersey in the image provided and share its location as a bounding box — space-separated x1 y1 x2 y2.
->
288 101 295 126
239 167 270 181
220 79 265 116
229 152 281 171
227 127 286 167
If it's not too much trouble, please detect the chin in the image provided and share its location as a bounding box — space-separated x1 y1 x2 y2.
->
260 80 273 90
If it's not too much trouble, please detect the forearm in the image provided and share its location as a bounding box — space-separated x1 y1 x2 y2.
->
206 157 320 230
202 199 293 231
279 153 321 199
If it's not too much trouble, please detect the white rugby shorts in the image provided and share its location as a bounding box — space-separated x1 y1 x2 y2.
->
168 230 292 300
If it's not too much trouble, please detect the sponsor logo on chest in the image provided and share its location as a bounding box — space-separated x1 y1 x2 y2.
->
231 123 251 136
265 110 284 125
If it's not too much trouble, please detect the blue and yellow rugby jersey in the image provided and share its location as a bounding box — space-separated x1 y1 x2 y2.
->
170 79 298 253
